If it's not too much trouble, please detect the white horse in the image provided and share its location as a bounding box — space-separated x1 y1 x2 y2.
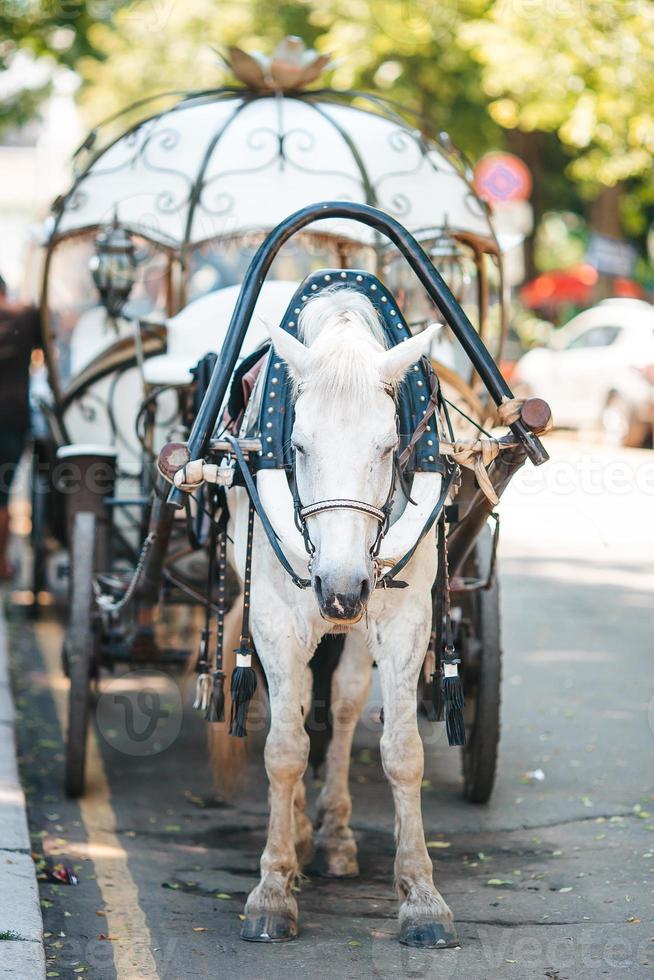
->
222 288 457 948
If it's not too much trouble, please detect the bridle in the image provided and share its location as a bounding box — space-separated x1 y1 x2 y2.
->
291 381 403 576
223 362 451 592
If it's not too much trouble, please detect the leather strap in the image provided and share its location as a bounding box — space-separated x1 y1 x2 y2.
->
399 358 441 470
225 437 454 594
376 464 455 588
300 498 387 524
225 435 311 589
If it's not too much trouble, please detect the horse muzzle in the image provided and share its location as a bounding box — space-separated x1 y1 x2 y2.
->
313 573 371 624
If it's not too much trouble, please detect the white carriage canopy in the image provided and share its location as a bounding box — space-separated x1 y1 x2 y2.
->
43 80 505 411
53 91 494 249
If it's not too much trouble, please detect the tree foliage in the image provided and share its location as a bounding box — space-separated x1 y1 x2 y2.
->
4 0 654 241
461 0 654 191
0 0 127 131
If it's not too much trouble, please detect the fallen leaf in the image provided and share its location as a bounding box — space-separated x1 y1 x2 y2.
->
486 879 513 887
185 794 205 808
559 887 573 893
427 841 451 849
216 893 231 900
192 927 207 932
521 769 545 784
348 940 362 947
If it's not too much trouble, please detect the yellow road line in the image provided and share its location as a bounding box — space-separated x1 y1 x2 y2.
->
35 623 159 980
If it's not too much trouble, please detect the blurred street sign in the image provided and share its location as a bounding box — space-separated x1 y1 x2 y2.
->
586 233 637 278
490 200 533 287
491 199 534 238
474 152 532 204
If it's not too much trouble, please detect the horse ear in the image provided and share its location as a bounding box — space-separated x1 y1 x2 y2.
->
378 323 440 382
266 321 314 379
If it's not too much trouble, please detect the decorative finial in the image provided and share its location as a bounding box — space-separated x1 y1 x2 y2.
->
224 36 332 93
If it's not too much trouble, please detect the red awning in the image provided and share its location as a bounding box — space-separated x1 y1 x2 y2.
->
520 265 598 308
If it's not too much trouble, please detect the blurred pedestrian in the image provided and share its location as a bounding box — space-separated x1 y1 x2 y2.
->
0 274 41 579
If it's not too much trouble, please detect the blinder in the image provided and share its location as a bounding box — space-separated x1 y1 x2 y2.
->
255 269 444 476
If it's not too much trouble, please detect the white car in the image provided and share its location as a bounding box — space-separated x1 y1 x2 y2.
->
514 298 654 447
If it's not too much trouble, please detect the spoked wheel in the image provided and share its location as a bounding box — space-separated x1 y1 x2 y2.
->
30 456 48 606
459 525 501 804
64 511 98 798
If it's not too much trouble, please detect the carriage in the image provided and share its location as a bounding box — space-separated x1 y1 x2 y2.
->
36 40 549 806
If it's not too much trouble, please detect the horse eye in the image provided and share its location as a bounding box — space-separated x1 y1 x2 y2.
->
292 443 306 456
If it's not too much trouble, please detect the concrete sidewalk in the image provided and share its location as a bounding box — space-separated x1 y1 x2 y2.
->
0 607 45 979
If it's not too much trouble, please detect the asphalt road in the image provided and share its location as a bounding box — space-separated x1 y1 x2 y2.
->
7 437 654 979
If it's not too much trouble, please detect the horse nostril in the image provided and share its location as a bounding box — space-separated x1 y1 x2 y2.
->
313 574 323 603
360 577 371 605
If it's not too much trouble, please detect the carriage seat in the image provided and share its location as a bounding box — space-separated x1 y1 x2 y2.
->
142 280 299 387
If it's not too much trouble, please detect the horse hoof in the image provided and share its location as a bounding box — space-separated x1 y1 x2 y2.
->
399 918 459 949
240 912 298 943
309 847 359 879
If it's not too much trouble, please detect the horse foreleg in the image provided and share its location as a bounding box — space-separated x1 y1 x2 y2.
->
293 665 314 868
314 630 372 876
242 633 312 942
376 615 458 949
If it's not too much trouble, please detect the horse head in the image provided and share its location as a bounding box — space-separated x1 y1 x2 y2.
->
268 288 437 624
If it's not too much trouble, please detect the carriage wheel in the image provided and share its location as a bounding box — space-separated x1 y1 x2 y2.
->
460 525 501 804
29 451 49 608
64 511 97 798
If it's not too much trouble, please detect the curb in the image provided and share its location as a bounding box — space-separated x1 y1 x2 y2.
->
0 609 46 979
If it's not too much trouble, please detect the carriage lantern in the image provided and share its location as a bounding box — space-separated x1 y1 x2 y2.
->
430 226 467 302
89 216 137 318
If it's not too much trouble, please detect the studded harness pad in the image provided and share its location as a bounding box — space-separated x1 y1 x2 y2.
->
255 269 443 474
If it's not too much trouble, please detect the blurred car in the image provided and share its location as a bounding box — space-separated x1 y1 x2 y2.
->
514 298 654 447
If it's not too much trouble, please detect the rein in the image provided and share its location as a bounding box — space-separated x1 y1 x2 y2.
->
290 371 446 585
169 363 452 594
238 368 453 591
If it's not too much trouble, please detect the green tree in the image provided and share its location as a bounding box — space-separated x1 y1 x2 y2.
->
0 0 127 132
77 0 497 159
461 0 654 237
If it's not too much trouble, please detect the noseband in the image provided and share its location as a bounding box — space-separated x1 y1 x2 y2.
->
291 381 398 567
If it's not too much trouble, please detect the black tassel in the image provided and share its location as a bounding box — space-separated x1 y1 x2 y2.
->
431 670 445 722
442 671 465 747
229 651 257 737
206 670 225 723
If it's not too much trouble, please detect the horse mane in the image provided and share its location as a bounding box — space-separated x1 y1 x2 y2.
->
296 287 389 409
